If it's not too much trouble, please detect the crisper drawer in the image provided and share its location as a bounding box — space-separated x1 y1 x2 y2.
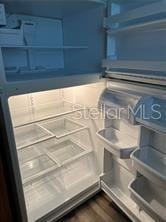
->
129 176 166 222
24 152 99 222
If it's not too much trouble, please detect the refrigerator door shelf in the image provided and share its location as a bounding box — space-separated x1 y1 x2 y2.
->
97 128 137 159
131 147 166 189
129 177 166 222
14 123 53 149
100 162 151 222
101 179 155 222
40 118 87 139
99 88 145 124
136 117 166 134
101 159 135 198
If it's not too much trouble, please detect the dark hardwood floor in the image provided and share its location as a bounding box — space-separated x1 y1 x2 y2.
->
58 192 132 222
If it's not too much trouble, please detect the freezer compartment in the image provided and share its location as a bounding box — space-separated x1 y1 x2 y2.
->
129 176 166 221
1 2 105 82
20 155 57 184
40 118 86 138
23 153 99 222
131 147 166 188
14 123 52 149
97 127 137 159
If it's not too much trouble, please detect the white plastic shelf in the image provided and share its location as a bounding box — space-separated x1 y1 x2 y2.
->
104 1 166 28
40 118 86 138
40 138 87 165
107 18 166 34
131 147 166 188
1 45 88 49
97 128 137 159
102 59 166 73
105 71 166 86
129 177 166 221
21 155 58 184
14 123 52 149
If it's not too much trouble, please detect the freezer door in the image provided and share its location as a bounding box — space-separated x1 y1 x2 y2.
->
103 0 166 85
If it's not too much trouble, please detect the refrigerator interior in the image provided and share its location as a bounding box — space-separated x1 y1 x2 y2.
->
8 82 106 222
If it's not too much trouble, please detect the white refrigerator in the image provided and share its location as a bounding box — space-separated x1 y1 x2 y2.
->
0 1 165 222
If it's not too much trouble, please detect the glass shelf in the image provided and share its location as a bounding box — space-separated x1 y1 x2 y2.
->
18 145 43 164
40 118 86 138
20 155 57 183
40 138 86 164
14 123 52 149
33 101 82 123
